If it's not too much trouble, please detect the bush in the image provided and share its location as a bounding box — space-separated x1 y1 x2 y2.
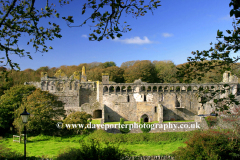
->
63 111 92 135
205 116 218 128
119 118 130 134
57 139 135 160
172 129 240 160
140 118 152 133
13 89 65 135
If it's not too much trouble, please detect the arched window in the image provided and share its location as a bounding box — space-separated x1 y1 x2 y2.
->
155 106 157 113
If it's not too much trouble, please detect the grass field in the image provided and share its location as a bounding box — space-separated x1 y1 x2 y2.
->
1 130 190 159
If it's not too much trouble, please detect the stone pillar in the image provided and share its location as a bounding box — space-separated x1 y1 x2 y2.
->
158 104 163 123
96 81 99 102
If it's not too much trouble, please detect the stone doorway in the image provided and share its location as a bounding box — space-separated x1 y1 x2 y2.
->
141 114 149 122
93 110 102 118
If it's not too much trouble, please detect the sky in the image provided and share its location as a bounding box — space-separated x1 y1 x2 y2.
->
2 0 237 71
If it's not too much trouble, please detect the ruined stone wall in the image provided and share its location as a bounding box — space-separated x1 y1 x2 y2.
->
103 91 200 122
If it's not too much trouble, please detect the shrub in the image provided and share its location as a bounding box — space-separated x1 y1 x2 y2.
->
13 89 65 135
119 118 130 134
172 129 240 160
56 139 135 160
63 111 92 134
140 118 152 133
205 116 218 128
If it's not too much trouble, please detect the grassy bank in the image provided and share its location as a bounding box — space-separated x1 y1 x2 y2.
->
0 130 192 159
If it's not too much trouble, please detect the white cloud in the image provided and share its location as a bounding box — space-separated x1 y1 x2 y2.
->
219 15 232 21
81 34 87 38
114 36 153 44
162 33 173 38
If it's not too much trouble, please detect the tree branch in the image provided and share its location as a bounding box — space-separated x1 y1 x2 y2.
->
0 0 17 28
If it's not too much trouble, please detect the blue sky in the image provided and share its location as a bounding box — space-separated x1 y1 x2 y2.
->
4 0 236 71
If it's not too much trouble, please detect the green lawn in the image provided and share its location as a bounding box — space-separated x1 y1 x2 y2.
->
1 131 189 158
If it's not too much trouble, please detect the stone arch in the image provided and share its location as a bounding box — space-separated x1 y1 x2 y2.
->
133 86 139 92
193 86 198 91
211 85 215 91
159 86 163 92
198 86 204 91
116 86 120 92
141 114 149 122
93 110 102 118
164 86 168 91
141 86 146 91
121 86 126 93
103 86 108 93
187 86 192 91
127 86 132 92
109 86 114 93
153 86 157 92
170 86 174 91
147 86 151 92
176 86 180 91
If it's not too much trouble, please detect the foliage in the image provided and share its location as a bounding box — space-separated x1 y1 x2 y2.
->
140 118 151 133
0 143 23 160
153 60 178 83
13 89 65 135
87 129 190 144
0 0 161 70
124 60 157 83
0 69 14 97
205 116 218 128
63 111 92 135
176 0 240 111
0 85 36 131
218 105 240 138
72 0 161 41
172 129 240 160
0 0 63 70
119 118 130 134
103 66 124 83
56 139 135 160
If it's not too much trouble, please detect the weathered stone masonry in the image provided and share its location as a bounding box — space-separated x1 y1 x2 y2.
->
25 68 238 123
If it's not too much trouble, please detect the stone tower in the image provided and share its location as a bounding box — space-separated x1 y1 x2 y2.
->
102 73 109 84
81 66 87 82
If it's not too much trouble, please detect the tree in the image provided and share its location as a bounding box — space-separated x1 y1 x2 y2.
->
120 60 139 70
87 67 104 81
103 66 124 83
0 69 14 97
0 0 161 71
153 60 177 83
123 60 157 83
0 85 36 132
100 61 117 69
63 111 92 134
13 88 65 135
176 0 240 112
119 118 130 134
